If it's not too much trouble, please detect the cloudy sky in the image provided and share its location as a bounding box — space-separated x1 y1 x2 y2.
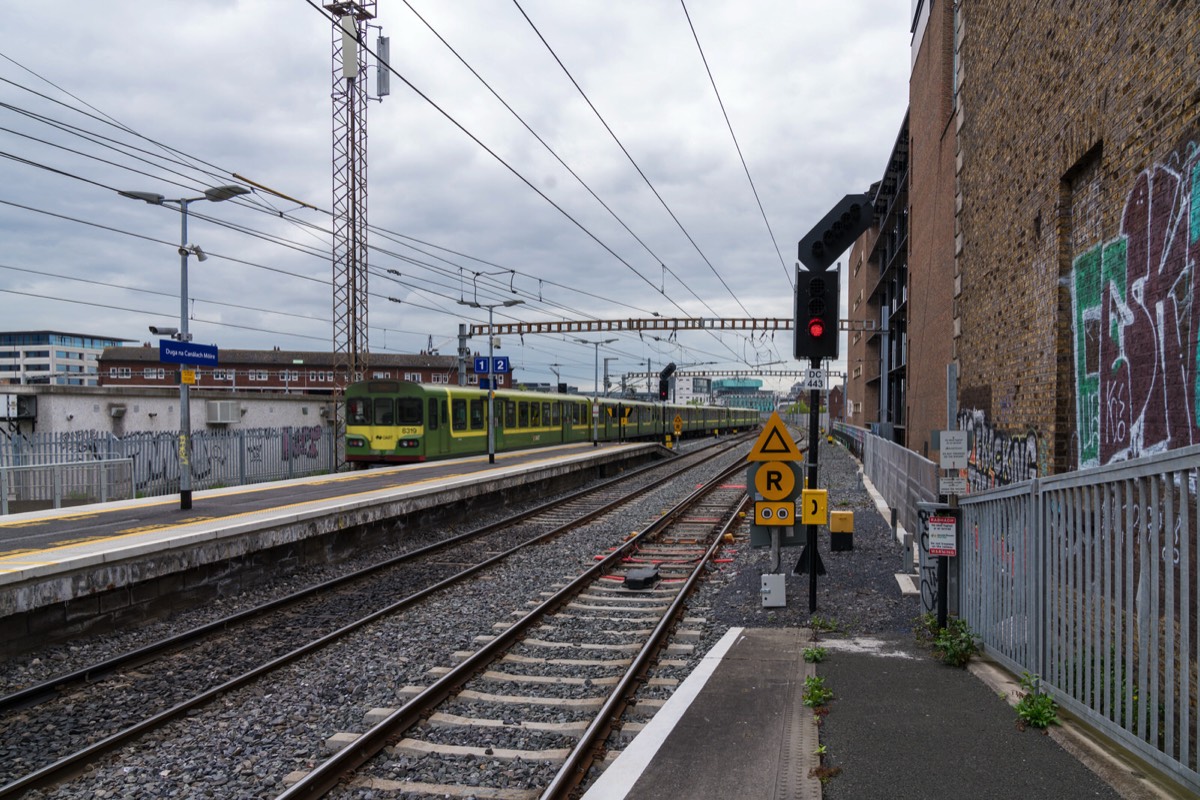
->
1 0 910 394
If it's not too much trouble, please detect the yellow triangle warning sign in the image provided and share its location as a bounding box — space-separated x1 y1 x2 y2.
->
747 411 803 462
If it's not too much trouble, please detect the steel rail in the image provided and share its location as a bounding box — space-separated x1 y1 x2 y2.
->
543 472 750 799
0 435 747 713
275 453 750 799
0 438 749 798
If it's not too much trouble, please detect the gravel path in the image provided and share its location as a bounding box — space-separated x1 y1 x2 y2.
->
695 436 919 637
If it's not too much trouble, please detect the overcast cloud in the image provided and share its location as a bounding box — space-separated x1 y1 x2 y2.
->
0 1 910 393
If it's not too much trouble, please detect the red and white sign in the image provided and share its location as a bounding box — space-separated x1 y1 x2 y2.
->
928 515 957 557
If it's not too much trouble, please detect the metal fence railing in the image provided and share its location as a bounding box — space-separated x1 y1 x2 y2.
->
0 458 135 515
831 422 938 537
831 421 1199 791
959 445 1200 794
0 426 339 512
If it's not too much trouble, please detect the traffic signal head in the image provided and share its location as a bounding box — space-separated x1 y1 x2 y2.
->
794 268 840 360
796 193 875 272
658 378 669 401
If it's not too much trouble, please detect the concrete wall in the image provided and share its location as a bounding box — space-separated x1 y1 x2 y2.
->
958 1 1200 479
0 385 334 437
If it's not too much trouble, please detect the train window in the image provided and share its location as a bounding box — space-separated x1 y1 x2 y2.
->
519 402 529 427
373 398 394 425
541 403 551 426
347 398 370 425
397 398 422 425
452 399 467 431
551 403 561 425
427 398 439 430
575 403 585 425
530 403 541 427
505 400 516 428
469 399 484 430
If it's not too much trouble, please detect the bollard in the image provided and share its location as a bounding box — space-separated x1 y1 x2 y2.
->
829 510 854 551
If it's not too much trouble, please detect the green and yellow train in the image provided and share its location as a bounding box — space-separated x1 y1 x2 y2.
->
344 380 760 465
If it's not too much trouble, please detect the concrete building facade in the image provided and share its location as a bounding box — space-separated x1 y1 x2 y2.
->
0 332 129 387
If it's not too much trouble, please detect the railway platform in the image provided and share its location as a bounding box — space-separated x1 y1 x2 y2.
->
584 626 1175 800
0 440 661 654
582 443 1180 800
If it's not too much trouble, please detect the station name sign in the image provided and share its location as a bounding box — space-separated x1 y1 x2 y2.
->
159 340 219 367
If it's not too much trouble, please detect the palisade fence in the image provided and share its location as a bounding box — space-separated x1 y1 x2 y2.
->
833 421 1199 790
831 422 938 537
0 426 340 514
960 445 1200 793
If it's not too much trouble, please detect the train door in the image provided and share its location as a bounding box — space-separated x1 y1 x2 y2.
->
371 396 398 451
425 396 448 457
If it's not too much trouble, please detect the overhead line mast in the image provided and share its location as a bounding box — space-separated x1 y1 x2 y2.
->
326 1 375 427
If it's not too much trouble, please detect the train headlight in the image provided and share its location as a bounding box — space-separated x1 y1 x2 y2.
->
399 439 420 448
347 436 368 448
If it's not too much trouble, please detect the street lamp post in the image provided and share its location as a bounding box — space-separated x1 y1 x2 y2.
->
459 299 524 463
121 185 249 510
575 338 617 446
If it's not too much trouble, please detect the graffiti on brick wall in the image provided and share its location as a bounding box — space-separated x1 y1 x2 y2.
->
957 408 1040 490
1071 142 1200 468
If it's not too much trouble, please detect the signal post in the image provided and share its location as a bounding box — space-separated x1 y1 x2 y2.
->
790 192 875 612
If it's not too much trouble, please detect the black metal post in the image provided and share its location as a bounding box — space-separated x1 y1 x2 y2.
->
937 555 948 629
806 359 821 613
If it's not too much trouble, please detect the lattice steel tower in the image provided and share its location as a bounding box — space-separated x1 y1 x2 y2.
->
326 1 374 396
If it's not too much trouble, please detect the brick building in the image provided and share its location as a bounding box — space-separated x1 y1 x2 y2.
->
849 1 1200 483
956 0 1200 480
99 346 498 394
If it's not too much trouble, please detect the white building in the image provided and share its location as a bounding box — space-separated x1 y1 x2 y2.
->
0 331 129 387
672 375 712 405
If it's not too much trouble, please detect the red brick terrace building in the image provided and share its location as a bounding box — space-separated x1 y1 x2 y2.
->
98 346 500 394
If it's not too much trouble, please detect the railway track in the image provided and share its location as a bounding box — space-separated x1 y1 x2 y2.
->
278 456 751 799
0 435 753 797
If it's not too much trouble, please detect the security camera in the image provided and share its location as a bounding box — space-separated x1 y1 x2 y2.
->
149 325 179 336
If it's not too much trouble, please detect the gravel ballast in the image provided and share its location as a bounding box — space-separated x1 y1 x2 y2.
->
4 437 920 798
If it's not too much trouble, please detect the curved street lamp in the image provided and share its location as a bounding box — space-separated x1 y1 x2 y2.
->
120 184 250 510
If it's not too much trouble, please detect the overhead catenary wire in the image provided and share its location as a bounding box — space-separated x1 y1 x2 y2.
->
0 22 784 373
2 60 739 341
509 0 754 318
679 0 792 291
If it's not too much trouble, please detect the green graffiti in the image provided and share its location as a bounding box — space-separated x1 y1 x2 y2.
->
1071 239 1129 468
1192 157 1200 244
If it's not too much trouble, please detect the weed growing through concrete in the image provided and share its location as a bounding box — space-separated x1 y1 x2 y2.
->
802 675 834 707
1015 672 1059 730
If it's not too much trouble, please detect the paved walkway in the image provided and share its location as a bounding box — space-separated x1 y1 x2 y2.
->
585 628 1177 799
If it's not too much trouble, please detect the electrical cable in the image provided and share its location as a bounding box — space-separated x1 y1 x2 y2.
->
509 0 754 317
679 0 792 291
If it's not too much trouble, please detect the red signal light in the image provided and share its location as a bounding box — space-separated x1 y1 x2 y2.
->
807 317 826 338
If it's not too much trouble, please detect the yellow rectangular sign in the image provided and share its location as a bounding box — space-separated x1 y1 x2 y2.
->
755 500 795 527
180 369 196 385
800 488 828 525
